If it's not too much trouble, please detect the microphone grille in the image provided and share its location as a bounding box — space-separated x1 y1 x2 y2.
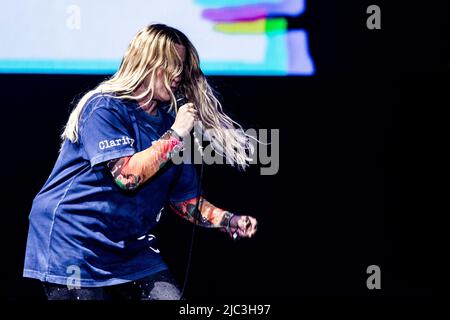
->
175 91 188 106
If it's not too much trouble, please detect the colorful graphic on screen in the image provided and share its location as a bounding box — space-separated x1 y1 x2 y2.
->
0 0 314 75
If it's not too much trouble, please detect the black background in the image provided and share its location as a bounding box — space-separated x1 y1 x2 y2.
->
1 0 444 302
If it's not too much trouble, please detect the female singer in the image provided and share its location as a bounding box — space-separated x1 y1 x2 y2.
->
23 24 257 300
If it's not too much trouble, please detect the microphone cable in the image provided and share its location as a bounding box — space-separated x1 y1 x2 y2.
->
175 93 205 299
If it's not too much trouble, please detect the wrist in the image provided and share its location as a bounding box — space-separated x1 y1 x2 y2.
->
220 211 235 232
221 212 241 240
159 129 184 155
168 127 183 141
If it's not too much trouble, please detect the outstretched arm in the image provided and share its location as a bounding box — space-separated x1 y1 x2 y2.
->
107 129 183 191
170 196 257 238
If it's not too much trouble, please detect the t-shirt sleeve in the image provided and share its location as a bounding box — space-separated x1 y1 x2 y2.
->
169 164 201 203
80 102 136 167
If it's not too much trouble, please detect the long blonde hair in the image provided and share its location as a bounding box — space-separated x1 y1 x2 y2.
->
62 24 254 169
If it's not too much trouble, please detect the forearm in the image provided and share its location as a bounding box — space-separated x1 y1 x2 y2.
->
107 129 183 191
170 196 234 230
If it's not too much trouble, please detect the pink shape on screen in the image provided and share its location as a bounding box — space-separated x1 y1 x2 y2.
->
202 0 303 22
202 6 267 22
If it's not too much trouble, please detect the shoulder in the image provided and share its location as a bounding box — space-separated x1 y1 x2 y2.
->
81 93 134 122
83 93 126 116
78 93 135 133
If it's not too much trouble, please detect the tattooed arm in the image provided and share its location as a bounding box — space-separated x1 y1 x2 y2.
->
106 129 183 191
170 197 258 238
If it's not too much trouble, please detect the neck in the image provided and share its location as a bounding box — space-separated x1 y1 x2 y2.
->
134 85 158 115
139 99 158 115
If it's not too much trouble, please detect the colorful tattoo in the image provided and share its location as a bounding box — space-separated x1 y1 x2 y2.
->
107 156 141 190
107 129 183 191
170 197 234 229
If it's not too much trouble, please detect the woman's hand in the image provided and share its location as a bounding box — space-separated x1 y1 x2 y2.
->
171 103 197 138
230 215 258 239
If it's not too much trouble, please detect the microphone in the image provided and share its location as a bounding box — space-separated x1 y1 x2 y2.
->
175 91 189 108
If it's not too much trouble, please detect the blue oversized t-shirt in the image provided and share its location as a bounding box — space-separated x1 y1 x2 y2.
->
23 93 199 287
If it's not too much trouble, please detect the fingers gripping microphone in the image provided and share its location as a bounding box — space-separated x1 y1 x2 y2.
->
175 91 204 156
